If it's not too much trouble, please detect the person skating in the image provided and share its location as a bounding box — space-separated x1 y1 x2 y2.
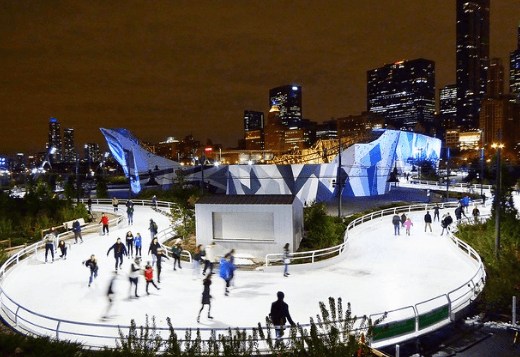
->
134 233 142 257
269 291 296 341
103 271 117 319
149 219 158 241
87 198 92 214
282 243 291 277
148 237 160 267
43 230 55 263
107 238 128 271
433 205 440 222
403 217 413 236
219 253 235 296
392 214 401 235
424 211 432 232
400 213 407 228
72 219 83 243
99 213 109 236
126 203 134 225
441 213 453 236
472 206 480 223
202 242 216 276
128 257 142 298
454 204 466 223
156 248 169 283
152 195 157 209
193 244 205 277
112 197 119 212
125 231 134 257
144 262 160 295
58 240 68 259
172 239 182 270
83 254 99 287
197 274 213 323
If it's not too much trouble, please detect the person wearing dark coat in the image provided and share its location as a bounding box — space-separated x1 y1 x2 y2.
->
269 291 296 341
155 248 169 283
197 274 213 323
72 219 83 243
392 214 401 235
83 254 99 287
148 237 160 267
107 238 128 270
400 213 407 227
455 204 466 222
424 211 432 232
433 205 440 222
219 253 235 296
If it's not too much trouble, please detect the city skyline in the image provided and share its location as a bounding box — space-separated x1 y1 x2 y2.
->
1 1 519 154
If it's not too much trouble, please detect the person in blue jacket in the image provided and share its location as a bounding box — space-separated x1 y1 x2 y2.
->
219 253 235 296
134 233 142 257
107 238 128 270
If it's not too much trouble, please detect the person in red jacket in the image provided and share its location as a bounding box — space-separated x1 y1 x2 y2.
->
99 213 109 236
144 263 160 295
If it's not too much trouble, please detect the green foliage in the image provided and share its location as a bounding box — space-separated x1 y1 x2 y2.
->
0 332 84 357
96 176 109 198
302 202 346 249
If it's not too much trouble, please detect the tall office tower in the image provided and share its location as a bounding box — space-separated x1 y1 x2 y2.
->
47 117 63 163
510 20 520 103
63 128 76 164
456 0 490 128
439 84 458 129
367 58 436 131
486 58 504 99
84 143 101 165
244 110 264 132
264 105 286 151
269 85 302 128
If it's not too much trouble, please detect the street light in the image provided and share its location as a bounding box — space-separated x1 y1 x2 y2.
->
491 142 504 259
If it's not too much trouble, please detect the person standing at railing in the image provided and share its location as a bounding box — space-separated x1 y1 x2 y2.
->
455 204 466 223
72 219 83 244
172 239 182 270
43 230 55 263
125 231 134 258
107 238 128 271
269 291 296 342
99 213 109 236
392 214 401 236
112 197 119 212
424 211 432 233
83 254 98 287
134 233 142 257
433 205 440 222
283 243 291 277
403 217 413 236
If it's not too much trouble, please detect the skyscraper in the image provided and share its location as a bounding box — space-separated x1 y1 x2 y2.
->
486 58 504 99
63 128 76 164
439 84 458 129
510 20 520 103
244 110 264 132
269 85 302 128
456 0 490 128
47 117 63 163
367 58 436 131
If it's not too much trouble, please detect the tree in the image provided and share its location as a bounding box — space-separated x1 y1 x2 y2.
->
302 202 346 249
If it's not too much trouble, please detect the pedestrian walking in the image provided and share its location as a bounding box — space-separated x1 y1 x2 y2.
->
99 213 109 236
197 274 213 323
107 238 128 271
392 214 401 235
58 240 68 259
219 253 235 296
127 203 134 225
400 213 407 227
403 217 413 236
149 219 158 240
125 231 134 257
433 205 440 222
472 206 480 223
112 197 119 212
83 254 98 287
172 239 182 270
148 237 160 267
156 248 169 283
134 233 142 257
129 257 142 298
424 211 432 232
144 262 160 295
72 219 83 243
269 291 296 341
44 230 55 263
283 243 291 277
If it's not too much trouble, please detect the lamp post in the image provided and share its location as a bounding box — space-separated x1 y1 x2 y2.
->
492 142 504 259
337 138 342 218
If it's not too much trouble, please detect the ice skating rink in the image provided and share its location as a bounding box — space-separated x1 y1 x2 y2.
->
0 199 490 348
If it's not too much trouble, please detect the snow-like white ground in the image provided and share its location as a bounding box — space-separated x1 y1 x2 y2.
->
0 186 503 348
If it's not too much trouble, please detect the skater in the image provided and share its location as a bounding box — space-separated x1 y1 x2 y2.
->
403 217 413 236
134 233 142 257
197 274 213 323
269 291 296 341
392 214 401 235
193 244 204 276
440 213 453 236
228 249 236 284
149 219 158 240
400 213 407 227
128 257 142 298
125 231 134 257
203 242 215 276
99 213 109 235
83 254 99 287
148 237 160 267
43 229 55 263
144 262 160 295
433 205 440 222
454 204 466 223
172 239 182 270
126 202 134 225
72 219 83 243
424 211 432 232
103 271 117 319
283 243 291 277
112 197 119 212
156 248 169 283
472 206 480 223
58 240 68 259
87 198 92 214
152 195 157 209
219 253 235 296
107 238 128 271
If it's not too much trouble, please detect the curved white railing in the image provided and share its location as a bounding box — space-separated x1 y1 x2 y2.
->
0 199 487 350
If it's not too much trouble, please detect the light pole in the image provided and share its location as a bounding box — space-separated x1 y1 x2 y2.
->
492 142 504 259
337 138 342 218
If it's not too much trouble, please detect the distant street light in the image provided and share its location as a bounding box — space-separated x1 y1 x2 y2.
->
492 142 504 259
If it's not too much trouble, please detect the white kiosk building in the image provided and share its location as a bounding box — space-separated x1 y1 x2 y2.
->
195 195 303 259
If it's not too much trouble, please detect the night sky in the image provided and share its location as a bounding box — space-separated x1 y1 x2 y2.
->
1 1 519 154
